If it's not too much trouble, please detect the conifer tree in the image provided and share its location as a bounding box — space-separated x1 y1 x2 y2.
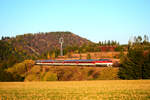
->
119 36 150 79
142 50 150 79
118 48 144 79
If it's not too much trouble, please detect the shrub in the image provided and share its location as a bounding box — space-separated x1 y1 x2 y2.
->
6 60 35 81
26 66 119 81
87 53 91 59
0 67 15 81
25 74 39 81
43 72 58 81
88 69 95 76
92 72 100 79
30 66 42 74
99 68 119 80
57 69 73 81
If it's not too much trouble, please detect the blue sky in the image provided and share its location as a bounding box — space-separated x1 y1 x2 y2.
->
0 0 150 44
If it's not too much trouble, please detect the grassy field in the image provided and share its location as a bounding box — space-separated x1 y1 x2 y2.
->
0 80 150 100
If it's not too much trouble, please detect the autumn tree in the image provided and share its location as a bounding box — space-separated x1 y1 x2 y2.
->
79 54 82 59
51 52 56 59
47 52 50 59
87 53 91 59
6 60 35 81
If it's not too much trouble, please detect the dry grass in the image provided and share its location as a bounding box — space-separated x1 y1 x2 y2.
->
0 80 150 100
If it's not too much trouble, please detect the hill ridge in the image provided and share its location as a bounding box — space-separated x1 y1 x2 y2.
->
5 31 92 58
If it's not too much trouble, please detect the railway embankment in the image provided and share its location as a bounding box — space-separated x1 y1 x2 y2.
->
25 66 119 81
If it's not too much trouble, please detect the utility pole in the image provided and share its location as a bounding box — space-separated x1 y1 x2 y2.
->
59 37 64 56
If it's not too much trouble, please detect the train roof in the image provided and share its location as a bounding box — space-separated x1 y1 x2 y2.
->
64 59 98 61
36 59 112 62
99 59 112 61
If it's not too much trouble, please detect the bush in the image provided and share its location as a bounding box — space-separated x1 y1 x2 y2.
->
99 68 119 80
25 66 119 81
87 68 119 80
30 66 42 74
6 60 35 81
57 68 73 81
88 69 95 76
0 67 14 81
43 72 58 81
87 53 91 59
25 74 39 81
92 72 100 79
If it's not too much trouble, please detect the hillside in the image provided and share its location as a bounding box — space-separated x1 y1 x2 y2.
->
5 32 92 58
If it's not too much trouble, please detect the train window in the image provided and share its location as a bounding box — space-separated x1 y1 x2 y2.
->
99 59 111 61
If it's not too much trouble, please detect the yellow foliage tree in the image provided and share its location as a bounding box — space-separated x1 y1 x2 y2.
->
47 52 50 59
67 52 73 58
51 52 56 59
6 60 35 77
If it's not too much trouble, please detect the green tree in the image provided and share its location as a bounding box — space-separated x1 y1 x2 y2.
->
87 53 91 59
0 67 15 81
118 44 150 79
79 54 82 59
142 50 150 79
118 48 143 79
115 46 123 51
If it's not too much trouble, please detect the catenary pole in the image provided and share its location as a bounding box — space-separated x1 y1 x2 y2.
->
59 37 64 56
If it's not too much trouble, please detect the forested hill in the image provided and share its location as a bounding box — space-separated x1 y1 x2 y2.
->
3 32 92 58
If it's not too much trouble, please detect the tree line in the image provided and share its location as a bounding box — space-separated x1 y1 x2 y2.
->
0 35 150 81
40 40 121 59
119 35 150 79
0 40 32 81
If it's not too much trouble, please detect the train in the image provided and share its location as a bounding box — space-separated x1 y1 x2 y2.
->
35 59 113 67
